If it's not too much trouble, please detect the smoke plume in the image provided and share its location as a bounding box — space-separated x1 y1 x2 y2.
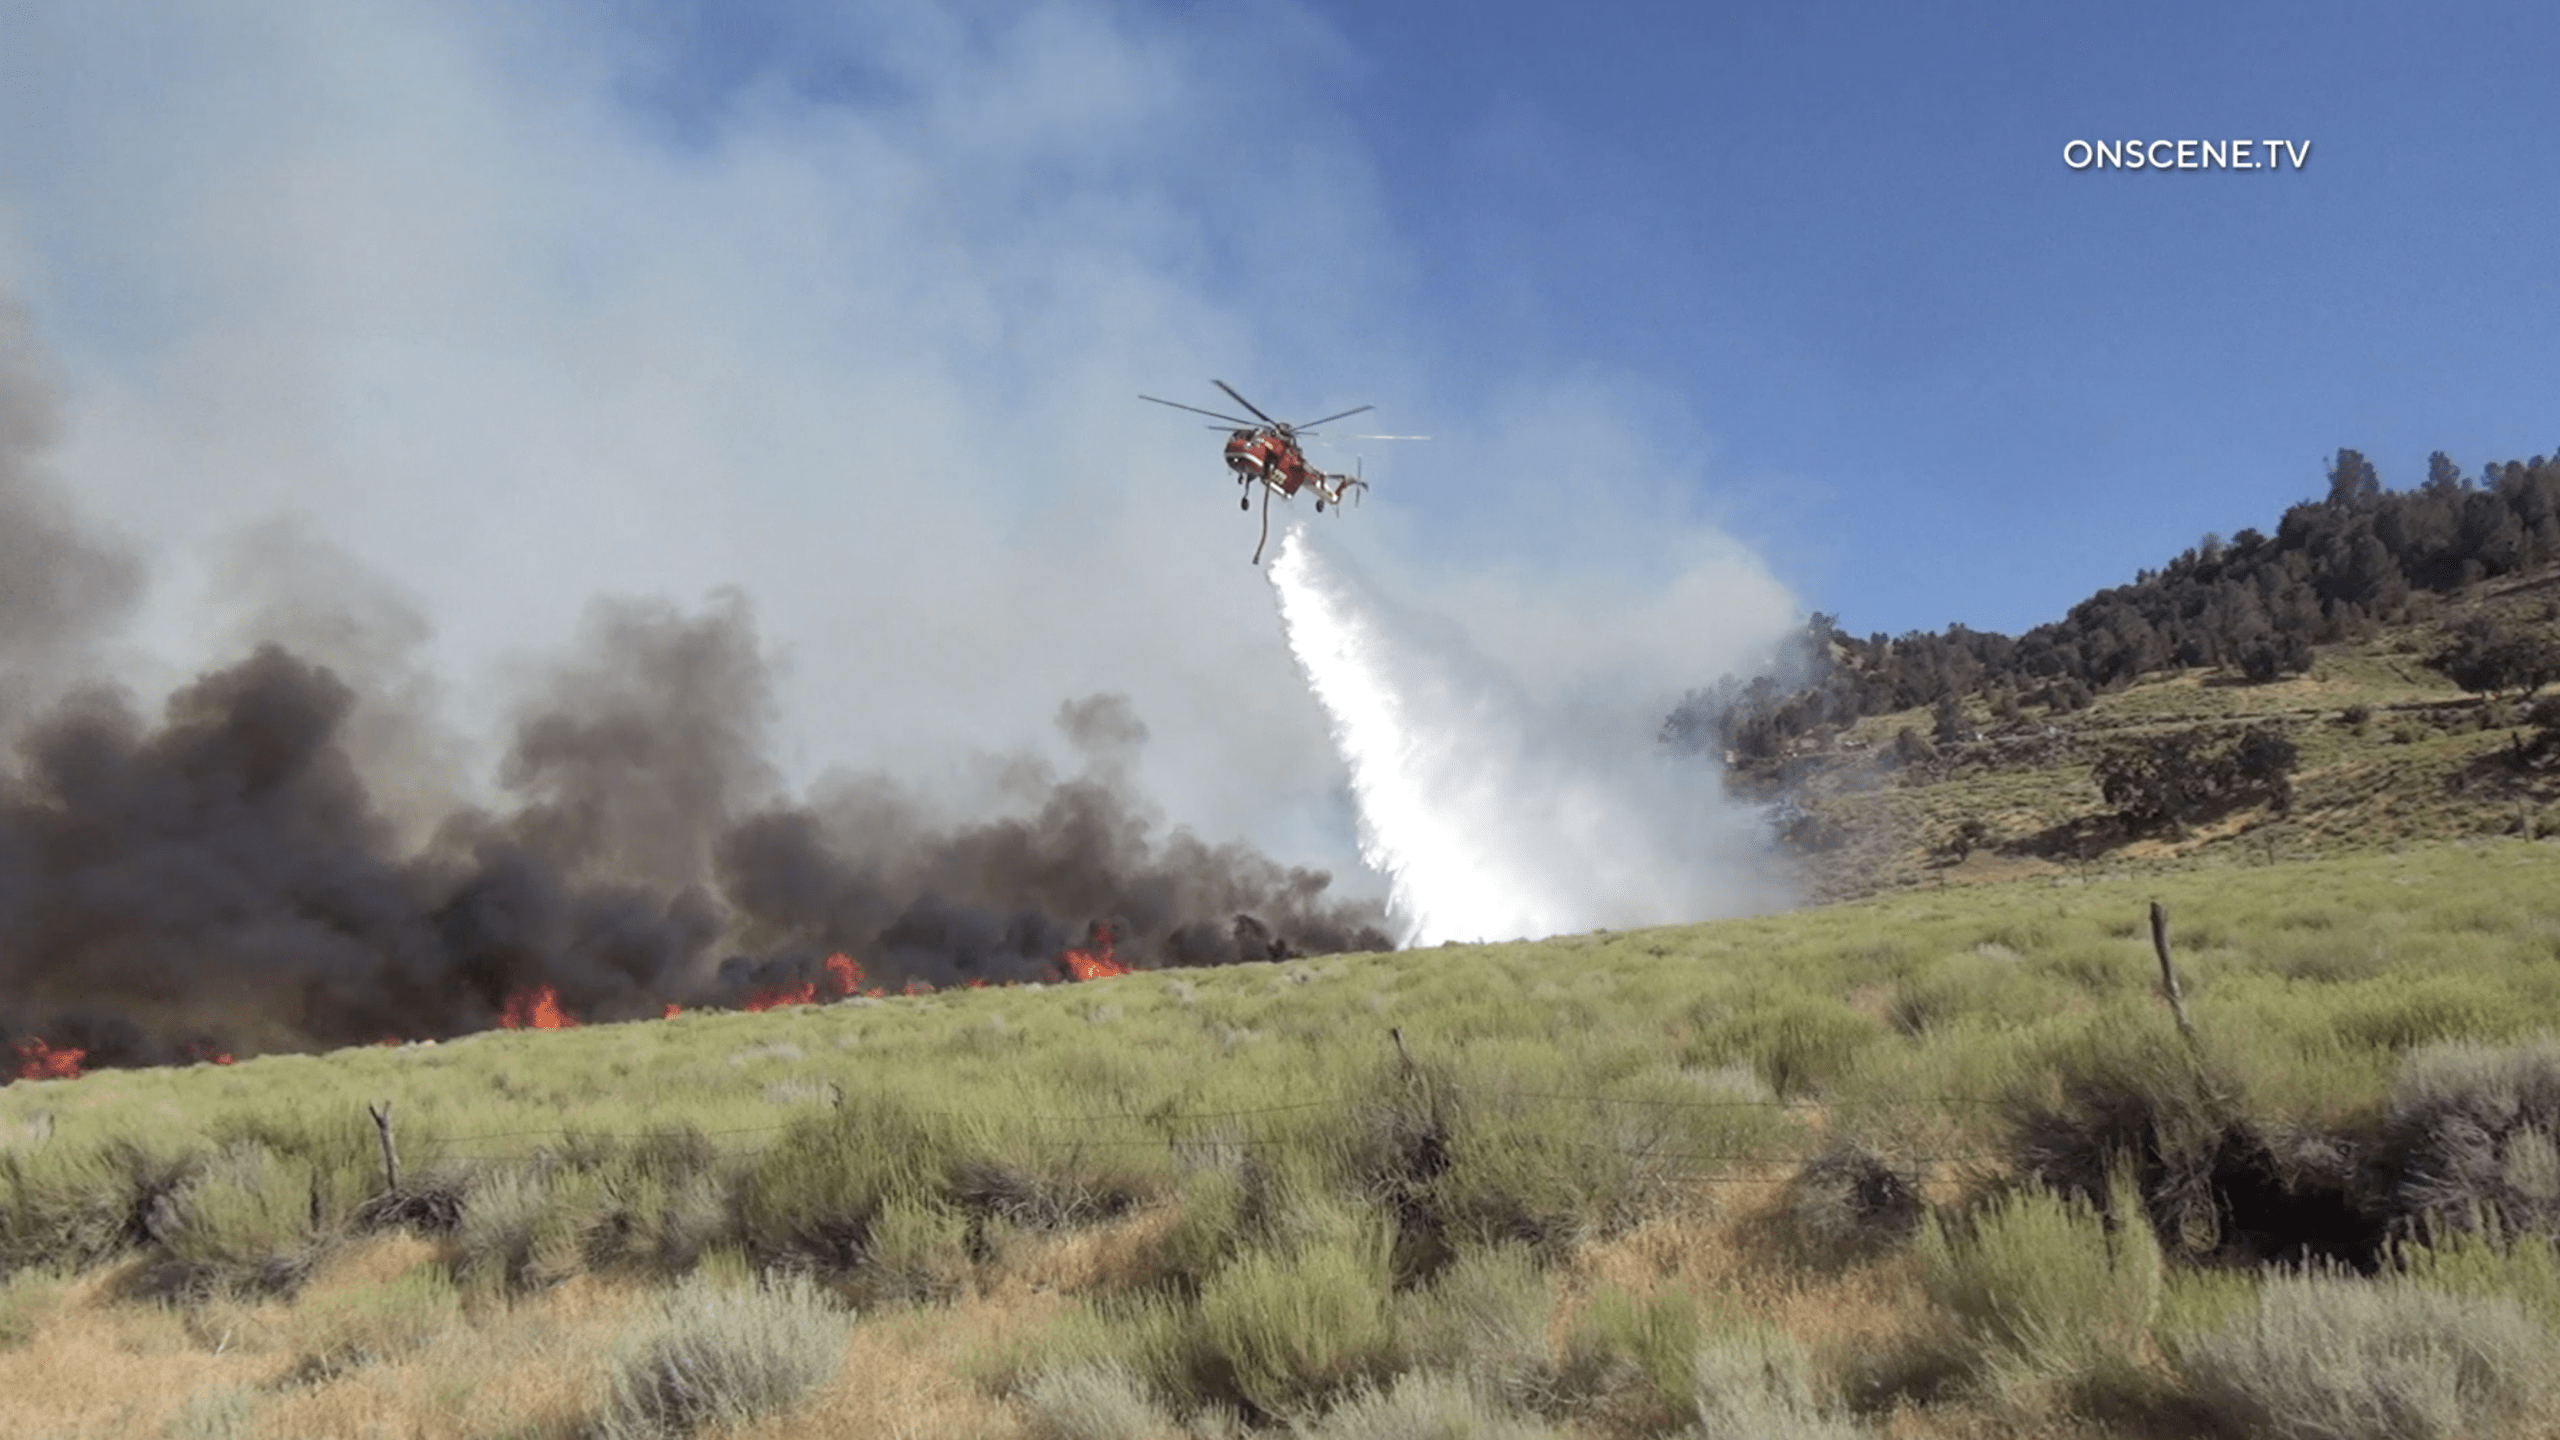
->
0 4 1809 1072
0 302 143 738
0 602 1390 1067
0 343 1388 1071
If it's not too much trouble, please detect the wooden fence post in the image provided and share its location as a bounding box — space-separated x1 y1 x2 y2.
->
2149 902 2198 1045
367 1101 400 1193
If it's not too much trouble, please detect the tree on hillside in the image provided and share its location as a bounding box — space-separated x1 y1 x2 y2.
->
2426 451 2469 497
1670 447 2560 780
2432 613 2560 698
2092 724 2298 835
2327 449 2383 509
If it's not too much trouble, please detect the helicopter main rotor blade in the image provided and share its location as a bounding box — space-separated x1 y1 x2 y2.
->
1294 404 1375 431
1212 380 1283 429
1331 433 1430 441
1141 394 1260 427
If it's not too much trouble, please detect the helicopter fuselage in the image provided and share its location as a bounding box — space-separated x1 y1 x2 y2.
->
1223 427 1315 495
1142 383 1376 562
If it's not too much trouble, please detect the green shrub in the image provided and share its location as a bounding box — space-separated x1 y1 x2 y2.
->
1887 953 2025 1036
1421 1064 1780 1264
1188 1225 1398 1421
2371 1036 2560 1240
149 1142 321 1297
455 1166 595 1294
589 1272 851 1439
2394 1223 2560 1330
2153 1265 2256 1350
204 1105 396 1234
1019 1358 1182 1440
955 1141 1166 1233
579 1130 734 1277
2170 1270 2550 1440
1683 996 1881 1099
164 1383 258 1440
2329 975 2511 1052
2004 1018 2241 1255
1556 1285 1707 1430
614 1172 732 1278
1919 1175 2160 1387
0 1265 67 1350
1689 1327 1864 1440
735 1093 967 1275
1158 1166 1248 1295
1 1139 195 1274
283 1265 462 1378
857 1194 971 1306
966 1295 1134 1400
1287 1369 1563 1440
1391 1244 1551 1407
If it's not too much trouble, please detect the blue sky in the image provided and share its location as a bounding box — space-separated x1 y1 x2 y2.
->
0 0 2553 895
1310 0 2560 635
555 0 2560 638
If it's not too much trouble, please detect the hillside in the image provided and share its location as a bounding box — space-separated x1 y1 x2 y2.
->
1691 452 2560 903
9 842 2560 1436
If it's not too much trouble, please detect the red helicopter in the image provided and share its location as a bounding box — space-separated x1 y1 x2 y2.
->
1142 381 1384 564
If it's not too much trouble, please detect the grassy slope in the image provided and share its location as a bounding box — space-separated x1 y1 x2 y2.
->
1772 571 2560 903
10 839 2560 1436
12 840 2558 1162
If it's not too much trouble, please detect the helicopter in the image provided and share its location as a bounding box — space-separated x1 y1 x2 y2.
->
1142 381 1404 564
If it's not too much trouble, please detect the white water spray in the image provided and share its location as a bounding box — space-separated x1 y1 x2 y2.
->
1268 527 1784 945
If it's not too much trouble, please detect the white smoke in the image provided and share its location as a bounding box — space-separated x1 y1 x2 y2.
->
1268 525 1789 944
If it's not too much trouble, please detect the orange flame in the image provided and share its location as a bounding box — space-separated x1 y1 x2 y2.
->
743 981 817 1012
663 1002 683 1020
1063 923 1131 982
11 1037 86 1082
499 984 580 1030
743 953 870 1012
824 952 862 993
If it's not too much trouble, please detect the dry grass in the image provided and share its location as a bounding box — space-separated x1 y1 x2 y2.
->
1563 1178 1923 1360
0 1143 2548 1440
0 1239 650 1439
977 1198 1189 1300
718 1297 1046 1440
11 1197 1884 1437
0 1233 1070 1439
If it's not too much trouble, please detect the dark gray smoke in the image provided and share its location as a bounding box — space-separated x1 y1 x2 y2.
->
715 692 1397 992
0 324 1389 1072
